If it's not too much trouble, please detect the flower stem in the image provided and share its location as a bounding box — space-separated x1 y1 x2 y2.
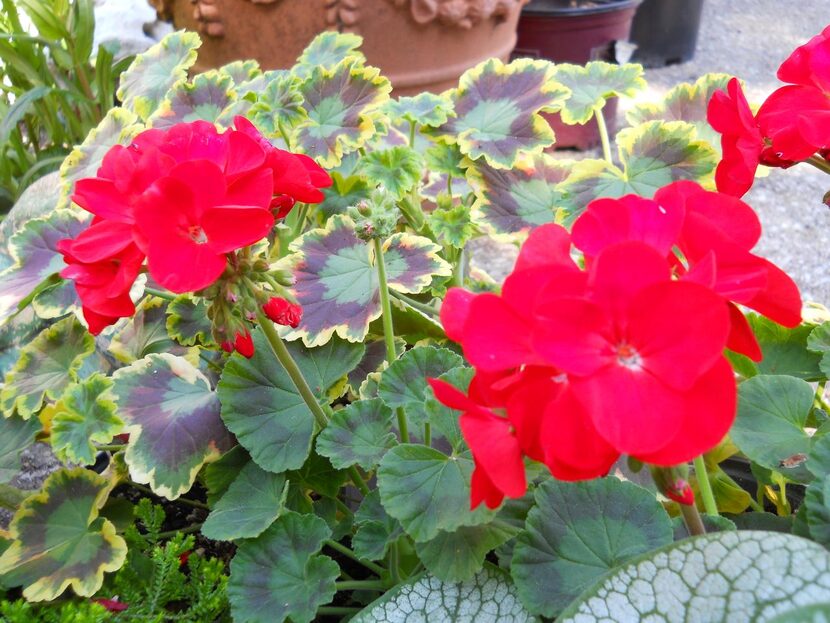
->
806 154 830 175
679 501 707 536
595 106 613 165
373 238 409 443
390 290 440 317
409 120 417 148
144 287 176 301
693 455 719 517
156 523 203 540
325 539 386 576
423 422 431 446
335 580 386 592
95 444 125 452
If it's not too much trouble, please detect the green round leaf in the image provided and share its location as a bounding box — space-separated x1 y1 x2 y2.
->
383 92 454 128
165 294 214 347
201 461 288 542
768 603 830 622
353 489 403 561
552 61 645 125
218 330 364 473
293 32 365 80
356 146 424 200
729 314 822 380
1 316 94 419
377 444 491 542
228 511 338 623
51 374 122 465
805 475 830 547
808 322 830 378
558 531 830 622
111 353 233 499
732 374 820 484
316 398 395 470
416 520 518 582
0 468 126 601
0 415 41 483
511 478 673 617
250 73 307 136
352 564 537 623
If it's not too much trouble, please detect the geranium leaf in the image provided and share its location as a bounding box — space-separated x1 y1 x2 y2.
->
552 61 645 125
558 120 717 222
250 73 307 138
280 216 449 347
293 58 391 167
347 338 403 392
166 295 214 347
382 93 454 128
218 330 364 473
316 398 395 470
425 142 466 178
290 451 347 499
377 346 463 427
433 58 568 169
0 415 40 483
356 146 424 200
293 32 366 80
0 468 126 601
58 108 143 210
730 314 822 380
626 72 732 147
202 461 288 542
511 478 673 617
110 353 233 499
378 444 491 542
51 374 122 466
416 520 519 582
557 531 830 622
805 475 830 547
117 31 201 121
428 197 476 249
424 366 475 452
148 71 237 129
353 489 403 561
769 604 830 622
218 59 262 86
204 445 250 506
808 322 830 378
227 511 338 623
0 209 87 326
318 171 371 219
1 316 94 419
109 297 192 364
467 153 569 234
731 374 822 484
352 565 537 623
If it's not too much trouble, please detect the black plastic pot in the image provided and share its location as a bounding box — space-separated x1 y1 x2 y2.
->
514 0 640 149
630 0 705 67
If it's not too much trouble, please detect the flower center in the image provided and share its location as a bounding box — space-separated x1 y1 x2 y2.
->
616 342 642 369
188 225 208 244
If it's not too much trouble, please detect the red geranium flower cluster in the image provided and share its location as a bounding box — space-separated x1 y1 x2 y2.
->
59 117 330 335
708 25 830 197
431 181 802 509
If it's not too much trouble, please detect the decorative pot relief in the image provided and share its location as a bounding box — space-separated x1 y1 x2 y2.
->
389 0 523 28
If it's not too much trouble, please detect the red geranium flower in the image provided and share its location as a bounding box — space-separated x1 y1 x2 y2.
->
263 296 303 328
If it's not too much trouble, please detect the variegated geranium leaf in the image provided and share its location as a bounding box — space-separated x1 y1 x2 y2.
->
557 120 717 223
117 31 201 121
626 73 732 147
51 374 122 466
110 354 233 499
0 468 126 601
293 58 391 167
218 59 262 87
0 415 40 483
279 216 450 347
468 153 569 234
108 297 193 364
552 61 645 125
382 93 454 128
218 330 364 473
318 171 371 219
250 73 307 140
356 146 424 200
293 32 366 79
433 58 568 169
58 109 143 210
1 317 94 419
0 209 87 326
148 71 238 129
166 295 214 347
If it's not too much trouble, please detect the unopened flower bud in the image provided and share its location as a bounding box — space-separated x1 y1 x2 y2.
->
233 330 255 358
263 296 303 328
650 464 695 506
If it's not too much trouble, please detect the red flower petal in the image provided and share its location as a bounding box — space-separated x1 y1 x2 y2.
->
513 223 575 272
462 293 540 372
72 178 134 223
439 287 476 342
201 205 274 254
726 302 763 361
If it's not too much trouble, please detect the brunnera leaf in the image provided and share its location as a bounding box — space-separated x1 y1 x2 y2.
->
218 329 364 473
293 58 391 167
117 30 202 121
557 531 830 622
110 353 233 499
278 215 450 347
433 57 569 169
0 468 127 601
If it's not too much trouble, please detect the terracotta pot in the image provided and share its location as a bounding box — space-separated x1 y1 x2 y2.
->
150 0 528 95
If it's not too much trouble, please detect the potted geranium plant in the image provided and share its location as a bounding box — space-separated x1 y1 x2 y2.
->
1 21 830 623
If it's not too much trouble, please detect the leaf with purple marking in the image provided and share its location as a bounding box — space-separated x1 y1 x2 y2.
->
293 32 366 79
0 468 126 601
218 60 262 87
0 209 87 326
166 294 214 347
249 73 307 140
110 353 233 499
117 30 201 121
467 153 569 234
109 297 194 364
279 216 450 347
552 61 645 125
433 58 568 169
626 73 732 147
148 71 238 129
383 93 454 128
293 58 391 167
557 121 717 223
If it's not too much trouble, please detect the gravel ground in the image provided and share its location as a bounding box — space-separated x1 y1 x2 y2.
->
475 0 830 302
